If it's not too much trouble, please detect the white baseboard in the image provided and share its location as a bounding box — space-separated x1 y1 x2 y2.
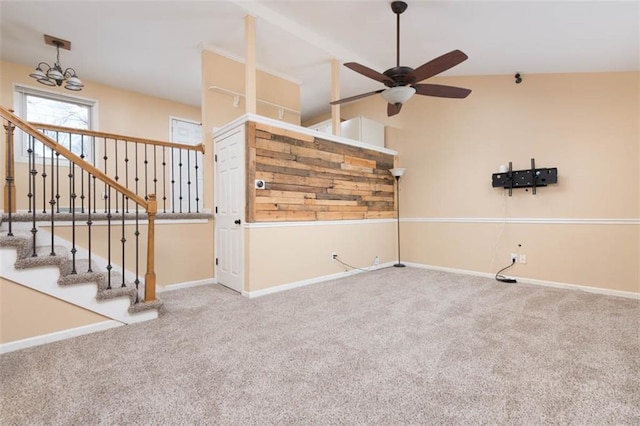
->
157 277 217 293
0 320 123 354
243 262 395 298
404 262 640 300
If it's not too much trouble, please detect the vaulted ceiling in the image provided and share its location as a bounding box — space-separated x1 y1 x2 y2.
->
1 1 638 122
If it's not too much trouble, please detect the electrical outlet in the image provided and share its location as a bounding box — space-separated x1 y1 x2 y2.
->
511 253 518 263
374 256 380 266
331 252 338 261
519 254 527 264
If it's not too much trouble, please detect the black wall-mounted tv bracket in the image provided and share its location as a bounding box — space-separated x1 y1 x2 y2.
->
492 158 558 196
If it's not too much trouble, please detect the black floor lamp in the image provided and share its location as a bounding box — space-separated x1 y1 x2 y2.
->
389 168 406 267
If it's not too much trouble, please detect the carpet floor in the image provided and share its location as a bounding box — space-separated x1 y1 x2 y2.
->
1 267 638 425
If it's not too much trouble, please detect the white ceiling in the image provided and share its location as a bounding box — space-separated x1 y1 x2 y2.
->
1 1 638 122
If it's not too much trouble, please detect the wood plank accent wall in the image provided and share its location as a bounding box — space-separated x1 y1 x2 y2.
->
246 122 396 222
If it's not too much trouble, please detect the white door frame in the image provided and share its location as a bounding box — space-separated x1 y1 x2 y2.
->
169 116 203 213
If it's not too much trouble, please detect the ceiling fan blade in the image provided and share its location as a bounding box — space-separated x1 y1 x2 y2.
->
387 103 402 117
330 89 384 105
344 62 394 85
405 50 469 84
413 84 472 99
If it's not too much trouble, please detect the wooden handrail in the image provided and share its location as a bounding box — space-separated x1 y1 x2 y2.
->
0 106 148 208
31 122 206 154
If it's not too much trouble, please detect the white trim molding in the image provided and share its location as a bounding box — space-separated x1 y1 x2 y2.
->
0 320 122 354
242 262 395 298
402 217 639 225
157 278 217 293
213 113 398 156
404 262 639 300
245 218 394 229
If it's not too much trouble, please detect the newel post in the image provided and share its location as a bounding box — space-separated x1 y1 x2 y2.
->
145 194 157 301
4 115 16 214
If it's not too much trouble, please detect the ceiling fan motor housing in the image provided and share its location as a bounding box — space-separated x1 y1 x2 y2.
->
384 66 415 86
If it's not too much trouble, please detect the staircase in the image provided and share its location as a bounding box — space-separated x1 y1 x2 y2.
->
1 218 162 324
1 106 205 337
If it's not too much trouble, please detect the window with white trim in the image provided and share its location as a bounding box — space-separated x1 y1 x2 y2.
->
14 85 96 162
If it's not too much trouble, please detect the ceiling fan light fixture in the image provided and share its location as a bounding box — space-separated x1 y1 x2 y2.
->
381 86 416 105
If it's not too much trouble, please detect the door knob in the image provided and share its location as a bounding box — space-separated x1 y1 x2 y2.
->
234 219 241 225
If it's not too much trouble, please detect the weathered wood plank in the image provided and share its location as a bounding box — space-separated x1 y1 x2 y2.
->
290 145 344 163
246 122 257 223
261 190 316 199
255 138 291 154
304 199 359 206
255 210 317 221
274 204 328 212
255 123 315 143
344 155 376 169
255 148 297 161
365 211 396 219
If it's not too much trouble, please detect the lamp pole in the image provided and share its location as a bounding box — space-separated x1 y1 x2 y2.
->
389 168 406 267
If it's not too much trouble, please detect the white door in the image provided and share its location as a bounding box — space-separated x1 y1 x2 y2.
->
214 128 244 293
170 117 203 213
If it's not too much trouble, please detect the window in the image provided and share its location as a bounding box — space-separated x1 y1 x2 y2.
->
14 85 96 162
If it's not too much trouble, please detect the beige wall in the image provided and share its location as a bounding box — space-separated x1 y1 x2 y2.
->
245 222 396 293
335 71 639 293
0 277 107 344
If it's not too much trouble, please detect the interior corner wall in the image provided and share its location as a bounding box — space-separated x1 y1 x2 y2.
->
339 71 639 293
200 50 301 136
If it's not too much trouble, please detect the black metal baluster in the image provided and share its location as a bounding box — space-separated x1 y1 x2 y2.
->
134 142 139 197
106 185 112 289
41 142 47 213
55 152 60 213
124 141 129 213
92 175 97 213
195 151 200 213
162 147 167 213
70 161 77 274
114 139 119 213
80 135 85 213
178 148 183 213
171 147 175 213
153 145 158 202
68 147 73 214
144 145 149 200
103 137 108 213
87 173 93 272
187 150 191 213
49 147 56 256
27 135 33 214
121 193 126 288
29 136 37 257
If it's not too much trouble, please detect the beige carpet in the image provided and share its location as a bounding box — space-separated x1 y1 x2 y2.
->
1 267 638 425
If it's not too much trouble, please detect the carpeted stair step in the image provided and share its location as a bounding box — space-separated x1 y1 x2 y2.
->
14 245 70 270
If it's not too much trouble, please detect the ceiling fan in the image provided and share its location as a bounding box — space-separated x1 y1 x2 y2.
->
330 1 471 117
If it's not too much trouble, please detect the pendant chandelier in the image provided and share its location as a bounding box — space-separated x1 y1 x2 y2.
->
29 35 84 91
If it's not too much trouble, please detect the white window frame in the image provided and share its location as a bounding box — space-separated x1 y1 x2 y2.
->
13 84 98 164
